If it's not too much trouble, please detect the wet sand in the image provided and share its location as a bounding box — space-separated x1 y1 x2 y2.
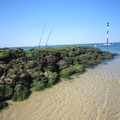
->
0 56 120 120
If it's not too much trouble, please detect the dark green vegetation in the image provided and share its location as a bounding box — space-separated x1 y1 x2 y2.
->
60 64 84 78
0 46 115 110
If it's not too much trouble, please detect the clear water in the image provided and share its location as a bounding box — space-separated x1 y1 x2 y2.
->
1 42 120 120
13 42 120 54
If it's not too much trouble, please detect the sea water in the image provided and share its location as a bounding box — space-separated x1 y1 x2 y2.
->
18 42 120 54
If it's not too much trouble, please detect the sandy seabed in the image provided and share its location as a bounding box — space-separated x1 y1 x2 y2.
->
0 56 120 120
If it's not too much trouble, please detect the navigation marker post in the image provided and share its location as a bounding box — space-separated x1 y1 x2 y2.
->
107 22 109 50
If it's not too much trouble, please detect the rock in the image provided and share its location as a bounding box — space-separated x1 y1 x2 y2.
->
20 73 26 79
47 66 55 71
1 75 5 80
13 68 19 73
57 60 70 70
26 61 37 69
10 75 17 80
44 72 49 77
0 61 6 64
0 52 11 61
68 51 76 57
0 48 9 50
0 75 5 83
0 54 4 61
4 78 13 84
2 65 9 72
0 79 5 84
0 67 3 76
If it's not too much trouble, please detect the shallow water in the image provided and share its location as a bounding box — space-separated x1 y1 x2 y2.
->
0 54 120 120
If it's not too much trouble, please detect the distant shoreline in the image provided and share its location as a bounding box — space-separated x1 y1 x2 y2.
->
0 42 120 49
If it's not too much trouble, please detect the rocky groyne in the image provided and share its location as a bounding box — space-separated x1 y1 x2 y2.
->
0 46 115 110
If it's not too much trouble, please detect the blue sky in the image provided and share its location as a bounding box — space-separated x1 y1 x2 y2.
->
0 0 120 47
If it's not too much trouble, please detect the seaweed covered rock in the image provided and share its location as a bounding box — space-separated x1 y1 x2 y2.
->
15 73 32 87
0 48 25 63
58 60 70 70
101 51 114 59
0 84 13 100
60 64 84 78
0 46 115 110
26 61 37 69
32 76 48 91
12 85 30 101
45 55 59 71
32 80 46 91
0 66 4 77
0 101 8 110
0 52 10 62
47 71 58 87
74 53 98 67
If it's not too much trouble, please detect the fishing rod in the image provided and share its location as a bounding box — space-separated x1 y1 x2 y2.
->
39 22 47 48
45 26 54 47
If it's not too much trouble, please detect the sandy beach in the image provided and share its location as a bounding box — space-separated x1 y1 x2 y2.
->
0 55 120 120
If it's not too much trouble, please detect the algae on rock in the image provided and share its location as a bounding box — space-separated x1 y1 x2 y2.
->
0 46 115 110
